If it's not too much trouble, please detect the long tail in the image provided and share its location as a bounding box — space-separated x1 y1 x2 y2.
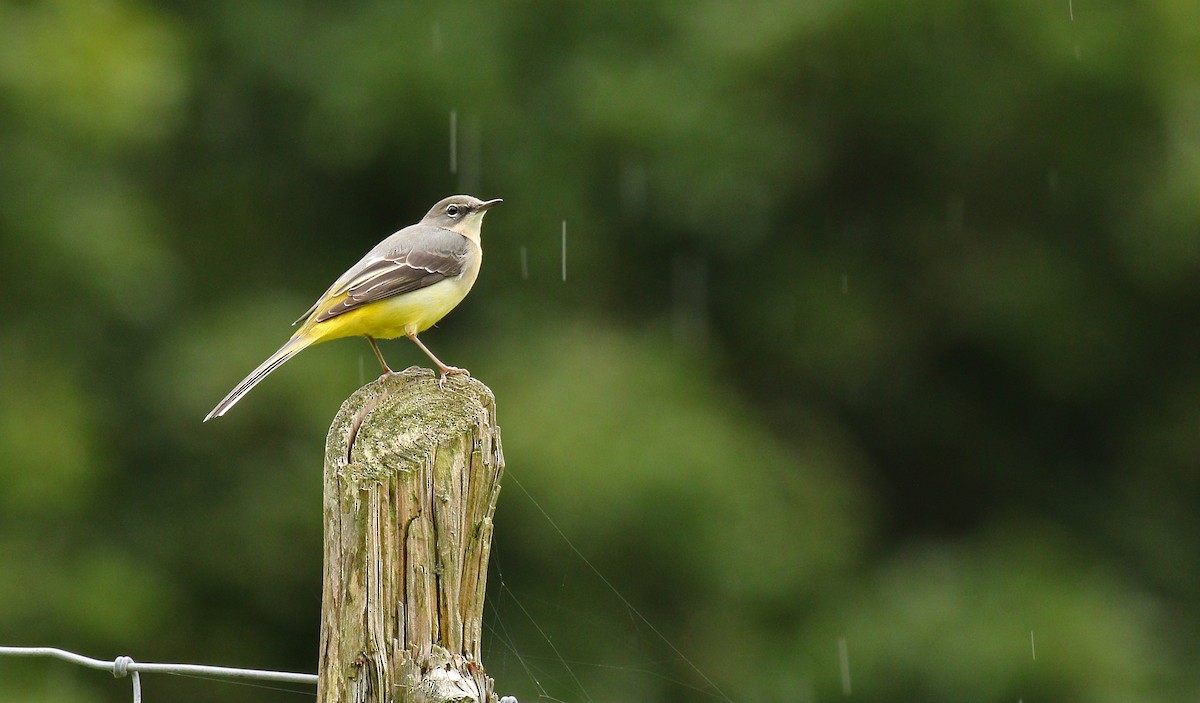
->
204 334 315 421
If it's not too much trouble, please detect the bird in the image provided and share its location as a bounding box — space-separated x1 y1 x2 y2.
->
204 194 502 421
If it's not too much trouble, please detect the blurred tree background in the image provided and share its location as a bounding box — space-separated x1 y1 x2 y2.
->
1 0 1198 701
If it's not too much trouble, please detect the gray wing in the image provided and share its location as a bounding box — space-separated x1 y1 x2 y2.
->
294 224 473 325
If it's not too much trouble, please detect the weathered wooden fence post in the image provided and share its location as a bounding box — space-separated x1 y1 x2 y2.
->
317 368 505 703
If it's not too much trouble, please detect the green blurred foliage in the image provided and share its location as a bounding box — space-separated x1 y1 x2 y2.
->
1 0 1198 701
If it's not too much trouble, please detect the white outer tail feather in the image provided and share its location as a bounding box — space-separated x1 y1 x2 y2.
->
204 335 314 421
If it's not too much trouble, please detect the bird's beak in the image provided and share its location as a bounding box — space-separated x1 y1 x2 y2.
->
477 198 503 210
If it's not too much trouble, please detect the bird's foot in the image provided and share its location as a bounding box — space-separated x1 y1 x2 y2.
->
438 366 470 388
379 365 421 379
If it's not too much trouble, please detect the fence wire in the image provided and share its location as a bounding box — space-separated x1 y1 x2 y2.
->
0 646 521 702
0 646 317 702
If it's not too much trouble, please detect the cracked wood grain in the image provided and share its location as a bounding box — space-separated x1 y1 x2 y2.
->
318 368 505 703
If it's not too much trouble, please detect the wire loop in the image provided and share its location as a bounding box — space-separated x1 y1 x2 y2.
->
113 655 134 678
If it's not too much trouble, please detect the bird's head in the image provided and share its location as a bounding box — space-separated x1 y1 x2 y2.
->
424 195 503 235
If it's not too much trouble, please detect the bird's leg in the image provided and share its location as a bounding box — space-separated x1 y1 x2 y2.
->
365 336 395 376
405 332 469 387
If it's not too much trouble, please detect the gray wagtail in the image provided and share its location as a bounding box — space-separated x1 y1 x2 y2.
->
205 194 501 420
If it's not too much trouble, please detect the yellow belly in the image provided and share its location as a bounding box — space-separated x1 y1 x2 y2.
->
305 274 476 343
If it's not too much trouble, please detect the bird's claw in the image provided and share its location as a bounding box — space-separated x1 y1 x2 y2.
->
438 366 470 388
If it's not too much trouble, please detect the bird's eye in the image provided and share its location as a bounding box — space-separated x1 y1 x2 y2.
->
446 204 461 217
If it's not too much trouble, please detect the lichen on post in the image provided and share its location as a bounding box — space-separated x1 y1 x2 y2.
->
317 368 505 703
